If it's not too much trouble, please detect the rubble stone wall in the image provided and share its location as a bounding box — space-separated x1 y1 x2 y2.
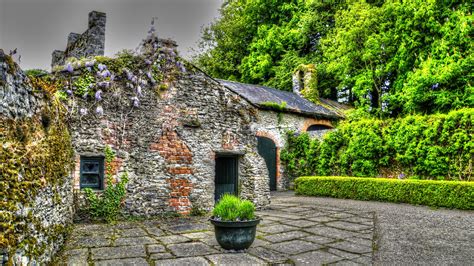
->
68 70 271 216
0 50 74 264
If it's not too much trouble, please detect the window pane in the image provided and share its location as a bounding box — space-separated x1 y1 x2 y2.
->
82 161 99 174
81 174 100 188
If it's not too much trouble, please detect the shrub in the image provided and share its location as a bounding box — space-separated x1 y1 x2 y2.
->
83 172 129 223
281 108 473 181
295 176 474 210
212 194 256 221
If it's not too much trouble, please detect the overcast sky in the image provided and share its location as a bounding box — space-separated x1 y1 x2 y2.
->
0 0 222 70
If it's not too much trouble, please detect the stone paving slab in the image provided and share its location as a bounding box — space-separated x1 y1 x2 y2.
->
91 245 146 260
55 196 377 265
206 253 266 265
95 257 148 266
248 246 289 263
262 230 310 243
291 250 343 265
155 257 210 265
168 242 219 257
62 248 88 266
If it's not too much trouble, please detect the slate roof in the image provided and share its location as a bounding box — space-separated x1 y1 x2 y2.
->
218 79 347 119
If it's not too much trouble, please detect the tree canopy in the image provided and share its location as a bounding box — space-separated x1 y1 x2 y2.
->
194 0 473 117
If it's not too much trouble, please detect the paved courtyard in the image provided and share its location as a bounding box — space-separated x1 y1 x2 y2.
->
56 192 473 265
56 196 375 265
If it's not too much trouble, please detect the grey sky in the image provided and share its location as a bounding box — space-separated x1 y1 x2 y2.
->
0 0 222 70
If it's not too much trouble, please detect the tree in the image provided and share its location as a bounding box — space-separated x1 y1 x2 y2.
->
194 0 473 116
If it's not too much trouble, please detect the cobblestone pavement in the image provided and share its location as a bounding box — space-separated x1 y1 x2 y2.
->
56 199 375 265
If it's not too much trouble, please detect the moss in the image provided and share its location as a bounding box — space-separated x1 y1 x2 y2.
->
5 54 17 75
0 90 74 263
261 101 287 124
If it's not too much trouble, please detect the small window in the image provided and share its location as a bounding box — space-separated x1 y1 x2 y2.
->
306 124 332 131
80 156 104 190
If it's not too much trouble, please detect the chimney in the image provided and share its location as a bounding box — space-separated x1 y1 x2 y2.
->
88 11 106 29
67 33 81 48
292 70 304 95
292 64 318 101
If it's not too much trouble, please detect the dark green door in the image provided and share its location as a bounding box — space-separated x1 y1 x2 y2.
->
257 136 277 191
215 156 238 202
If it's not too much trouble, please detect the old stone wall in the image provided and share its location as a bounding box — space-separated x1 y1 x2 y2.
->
0 50 74 264
51 11 106 68
252 110 334 189
0 54 44 118
66 62 270 216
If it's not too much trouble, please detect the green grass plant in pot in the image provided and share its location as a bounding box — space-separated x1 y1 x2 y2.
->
210 194 261 250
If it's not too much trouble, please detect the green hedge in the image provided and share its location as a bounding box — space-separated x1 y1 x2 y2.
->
295 176 474 210
281 108 473 181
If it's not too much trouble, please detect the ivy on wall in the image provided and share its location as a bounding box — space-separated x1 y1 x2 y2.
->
282 108 473 181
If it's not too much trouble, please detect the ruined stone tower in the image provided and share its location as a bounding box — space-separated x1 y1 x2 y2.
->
51 11 106 68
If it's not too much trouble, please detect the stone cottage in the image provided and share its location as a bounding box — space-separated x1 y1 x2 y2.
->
221 80 347 190
49 11 346 216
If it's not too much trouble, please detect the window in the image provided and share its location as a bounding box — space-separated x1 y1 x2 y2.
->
306 124 332 131
80 156 104 190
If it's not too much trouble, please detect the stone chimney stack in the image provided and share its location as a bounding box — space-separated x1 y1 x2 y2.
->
292 70 304 96
292 64 318 101
67 33 81 48
51 11 106 69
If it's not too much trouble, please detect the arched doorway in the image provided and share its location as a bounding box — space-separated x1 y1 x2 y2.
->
257 136 277 191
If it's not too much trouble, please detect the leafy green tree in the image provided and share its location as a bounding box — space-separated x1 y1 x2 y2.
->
195 0 473 116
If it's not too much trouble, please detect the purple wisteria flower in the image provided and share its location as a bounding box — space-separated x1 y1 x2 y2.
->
85 67 92 72
66 63 74 73
96 105 104 115
136 86 142 96
131 97 140 107
431 83 439 90
66 90 73 96
145 59 152 65
398 173 405 179
97 81 110 88
85 61 94 67
176 61 186 73
98 63 107 71
95 90 102 101
110 74 115 81
79 108 88 116
100 70 111 78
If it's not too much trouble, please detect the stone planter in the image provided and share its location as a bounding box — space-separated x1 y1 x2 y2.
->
209 217 261 250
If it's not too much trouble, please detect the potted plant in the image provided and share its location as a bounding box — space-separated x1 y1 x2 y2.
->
209 194 261 250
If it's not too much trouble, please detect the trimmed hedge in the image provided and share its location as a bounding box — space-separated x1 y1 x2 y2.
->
295 176 474 210
281 108 474 181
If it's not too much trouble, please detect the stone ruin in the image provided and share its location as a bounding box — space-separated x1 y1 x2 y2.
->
51 11 106 68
